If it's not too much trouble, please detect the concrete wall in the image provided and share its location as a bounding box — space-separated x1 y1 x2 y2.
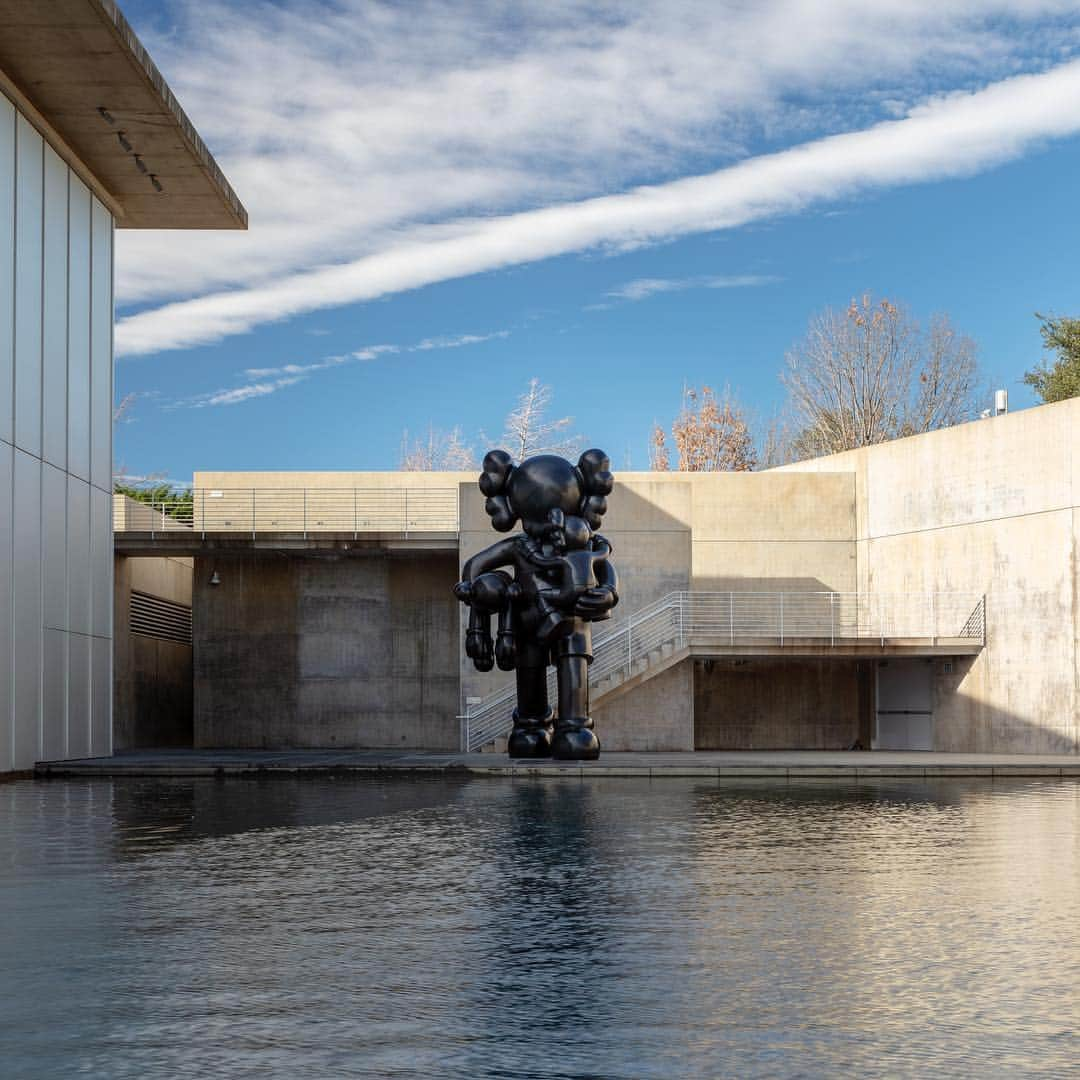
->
1 88 114 772
593 660 694 751
193 552 460 749
694 658 866 750
780 397 1080 753
113 556 193 749
185 402 1080 757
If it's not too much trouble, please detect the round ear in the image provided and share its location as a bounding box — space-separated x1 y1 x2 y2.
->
485 495 517 532
479 449 514 497
581 494 607 530
577 448 614 496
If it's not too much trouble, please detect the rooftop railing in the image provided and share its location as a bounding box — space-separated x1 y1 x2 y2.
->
113 488 460 537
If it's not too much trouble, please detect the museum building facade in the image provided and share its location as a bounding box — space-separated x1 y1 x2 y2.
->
0 0 245 774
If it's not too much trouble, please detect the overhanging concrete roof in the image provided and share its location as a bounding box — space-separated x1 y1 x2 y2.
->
0 0 246 229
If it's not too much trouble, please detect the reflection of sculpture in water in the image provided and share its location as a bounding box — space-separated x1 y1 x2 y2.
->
454 450 620 760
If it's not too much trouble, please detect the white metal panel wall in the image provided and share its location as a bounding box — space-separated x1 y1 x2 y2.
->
91 635 110 755
68 630 90 759
90 487 111 638
67 180 91 482
89 201 111 494
67 478 91 635
13 115 41 458
0 98 13 446
42 628 67 760
42 146 68 470
42 462 69 760
1 86 114 771
12 448 41 766
0 440 12 772
42 463 67 630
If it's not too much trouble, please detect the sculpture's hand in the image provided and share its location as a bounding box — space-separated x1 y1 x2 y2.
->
453 580 473 603
575 585 617 617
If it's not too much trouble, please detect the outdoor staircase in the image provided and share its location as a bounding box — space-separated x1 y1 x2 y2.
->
459 590 986 752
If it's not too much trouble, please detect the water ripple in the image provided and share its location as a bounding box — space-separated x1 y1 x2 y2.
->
1 777 1078 1078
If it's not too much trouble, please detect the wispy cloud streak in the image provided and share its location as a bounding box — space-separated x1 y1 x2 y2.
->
183 376 307 409
118 59 1080 357
170 330 509 408
603 274 780 304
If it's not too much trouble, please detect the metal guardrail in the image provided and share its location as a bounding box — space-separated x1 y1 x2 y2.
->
113 488 460 537
461 591 987 751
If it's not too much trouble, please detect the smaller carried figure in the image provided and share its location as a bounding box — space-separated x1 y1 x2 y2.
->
454 449 619 760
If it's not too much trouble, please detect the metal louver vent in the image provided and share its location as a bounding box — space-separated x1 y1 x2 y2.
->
130 591 192 645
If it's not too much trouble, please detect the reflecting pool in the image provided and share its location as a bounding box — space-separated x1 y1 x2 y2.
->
2 776 1078 1078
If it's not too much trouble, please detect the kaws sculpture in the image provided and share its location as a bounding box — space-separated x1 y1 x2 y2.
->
454 449 619 760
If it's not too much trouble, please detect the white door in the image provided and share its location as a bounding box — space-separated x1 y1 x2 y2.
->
875 660 933 750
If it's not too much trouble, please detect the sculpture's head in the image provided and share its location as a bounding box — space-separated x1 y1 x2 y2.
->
478 448 614 535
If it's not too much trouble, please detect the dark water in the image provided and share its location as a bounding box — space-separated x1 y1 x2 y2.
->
2 777 1079 1079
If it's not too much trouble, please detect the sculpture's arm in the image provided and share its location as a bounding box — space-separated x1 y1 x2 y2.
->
456 537 519 600
574 557 619 615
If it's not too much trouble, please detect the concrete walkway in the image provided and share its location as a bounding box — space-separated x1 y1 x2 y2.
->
34 748 1080 779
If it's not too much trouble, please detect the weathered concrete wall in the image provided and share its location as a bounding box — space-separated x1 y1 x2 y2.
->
688 471 856 593
780 396 1080 753
594 660 694 751
113 555 193 749
194 553 459 749
694 658 861 750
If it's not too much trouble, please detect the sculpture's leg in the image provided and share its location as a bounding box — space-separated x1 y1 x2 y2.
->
508 644 554 758
551 625 600 761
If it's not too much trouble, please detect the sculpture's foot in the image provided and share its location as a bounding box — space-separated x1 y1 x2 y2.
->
466 629 494 672
552 721 600 761
495 630 516 671
508 709 554 758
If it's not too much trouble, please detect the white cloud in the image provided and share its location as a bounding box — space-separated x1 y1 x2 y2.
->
180 376 307 409
115 0 1078 319
413 331 510 351
174 330 509 407
117 57 1080 356
604 274 781 303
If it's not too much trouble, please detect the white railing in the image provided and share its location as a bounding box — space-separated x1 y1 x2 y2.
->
460 591 986 751
113 488 459 537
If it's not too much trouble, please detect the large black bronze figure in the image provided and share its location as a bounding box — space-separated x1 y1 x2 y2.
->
454 449 619 760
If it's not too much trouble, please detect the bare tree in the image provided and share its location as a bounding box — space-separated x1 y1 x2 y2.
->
399 425 476 470
783 294 980 459
756 413 797 469
113 392 138 424
651 385 756 471
500 377 580 459
649 423 671 470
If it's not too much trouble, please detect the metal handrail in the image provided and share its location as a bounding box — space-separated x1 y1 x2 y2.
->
460 590 987 751
113 488 459 538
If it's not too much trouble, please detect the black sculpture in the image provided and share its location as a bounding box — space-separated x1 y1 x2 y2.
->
454 449 619 760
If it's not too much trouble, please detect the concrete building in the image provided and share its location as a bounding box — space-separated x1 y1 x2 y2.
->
1 0 244 774
113 397 1079 757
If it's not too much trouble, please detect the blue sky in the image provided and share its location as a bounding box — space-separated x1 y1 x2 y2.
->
112 1 1080 481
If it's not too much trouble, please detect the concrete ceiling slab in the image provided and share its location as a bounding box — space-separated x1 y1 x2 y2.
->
0 0 246 229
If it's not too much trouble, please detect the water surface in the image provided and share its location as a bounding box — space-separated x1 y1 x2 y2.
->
2 776 1078 1078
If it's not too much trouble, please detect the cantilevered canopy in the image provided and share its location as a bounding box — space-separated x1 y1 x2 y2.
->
0 0 246 229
